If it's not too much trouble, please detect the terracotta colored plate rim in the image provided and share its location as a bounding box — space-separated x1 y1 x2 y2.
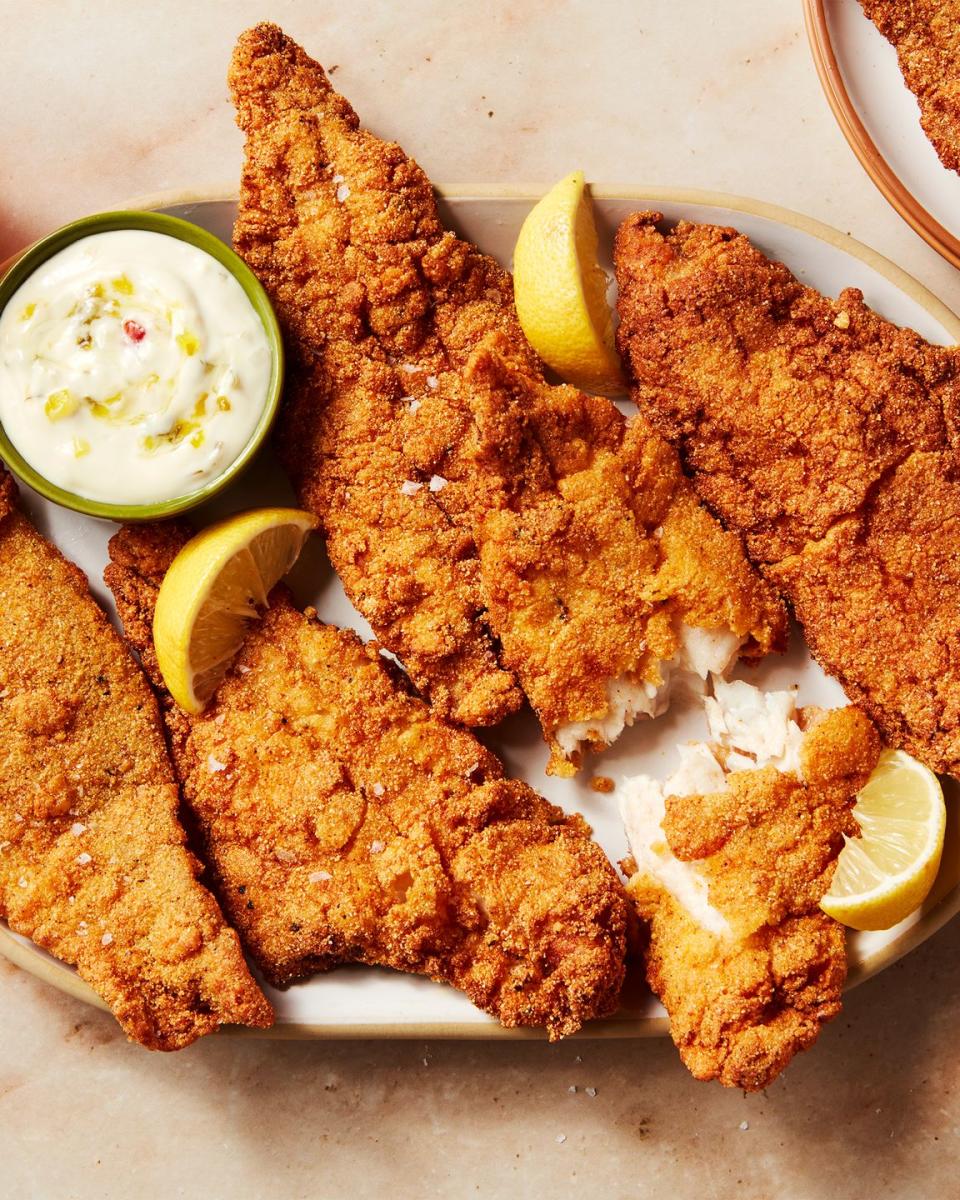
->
2 184 960 1042
803 0 960 271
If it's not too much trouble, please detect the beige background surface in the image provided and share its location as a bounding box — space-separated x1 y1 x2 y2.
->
1 2 959 1197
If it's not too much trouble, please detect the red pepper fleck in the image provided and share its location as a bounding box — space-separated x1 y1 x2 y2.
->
123 319 146 343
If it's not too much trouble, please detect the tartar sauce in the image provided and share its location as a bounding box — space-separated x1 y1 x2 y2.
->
0 229 272 504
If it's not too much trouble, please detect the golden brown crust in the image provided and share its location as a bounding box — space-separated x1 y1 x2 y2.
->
228 25 785 767
626 707 880 1091
614 212 960 776
0 472 272 1049
105 523 629 1040
859 0 960 175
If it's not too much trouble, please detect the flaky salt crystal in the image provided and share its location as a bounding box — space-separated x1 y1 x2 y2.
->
428 475 447 492
101 932 113 946
207 755 226 773
400 480 423 496
71 823 86 836
426 375 438 389
336 184 351 202
372 783 385 796
370 840 385 854
76 853 92 866
309 870 332 883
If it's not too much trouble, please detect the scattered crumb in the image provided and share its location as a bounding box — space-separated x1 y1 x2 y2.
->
834 310 851 329
568 1085 577 1094
589 775 615 794
739 1120 750 1131
585 1087 597 1098
555 1133 566 1144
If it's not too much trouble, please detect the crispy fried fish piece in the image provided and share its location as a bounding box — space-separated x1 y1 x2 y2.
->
104 523 629 1040
860 0 960 175
621 682 880 1090
0 471 271 1049
615 213 960 776
228 24 786 773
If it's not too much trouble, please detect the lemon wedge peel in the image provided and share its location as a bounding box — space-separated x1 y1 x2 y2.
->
512 170 626 397
153 507 318 715
821 749 946 932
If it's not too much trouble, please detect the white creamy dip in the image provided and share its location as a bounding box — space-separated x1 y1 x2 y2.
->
0 230 272 504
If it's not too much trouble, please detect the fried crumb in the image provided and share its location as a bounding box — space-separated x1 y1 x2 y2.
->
105 521 629 1041
228 24 785 773
616 212 960 775
0 469 271 1050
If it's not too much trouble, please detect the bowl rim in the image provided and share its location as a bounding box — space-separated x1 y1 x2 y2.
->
0 209 284 521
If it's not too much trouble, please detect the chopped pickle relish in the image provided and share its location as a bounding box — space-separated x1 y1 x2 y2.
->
0 230 271 504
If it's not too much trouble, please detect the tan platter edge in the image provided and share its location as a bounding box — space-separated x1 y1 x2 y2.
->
802 0 960 273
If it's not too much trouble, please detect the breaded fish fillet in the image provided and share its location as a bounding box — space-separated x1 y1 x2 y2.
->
615 213 960 776
228 24 786 774
621 679 880 1090
105 523 629 1040
860 0 960 175
0 470 271 1049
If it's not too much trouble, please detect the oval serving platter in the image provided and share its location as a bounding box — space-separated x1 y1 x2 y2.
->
804 0 960 271
2 187 960 1039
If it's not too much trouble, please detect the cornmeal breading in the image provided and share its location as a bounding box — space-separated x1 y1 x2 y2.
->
615 213 960 776
105 523 629 1040
0 470 272 1049
228 24 786 773
860 0 960 175
621 683 880 1090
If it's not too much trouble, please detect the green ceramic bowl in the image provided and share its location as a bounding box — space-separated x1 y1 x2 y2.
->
0 210 284 520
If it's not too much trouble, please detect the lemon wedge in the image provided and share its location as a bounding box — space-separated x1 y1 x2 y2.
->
821 749 946 931
512 170 625 396
153 507 317 714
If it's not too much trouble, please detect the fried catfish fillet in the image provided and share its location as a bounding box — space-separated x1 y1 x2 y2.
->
104 523 629 1040
0 471 271 1049
228 24 785 773
621 679 880 1090
615 213 960 777
860 0 960 175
